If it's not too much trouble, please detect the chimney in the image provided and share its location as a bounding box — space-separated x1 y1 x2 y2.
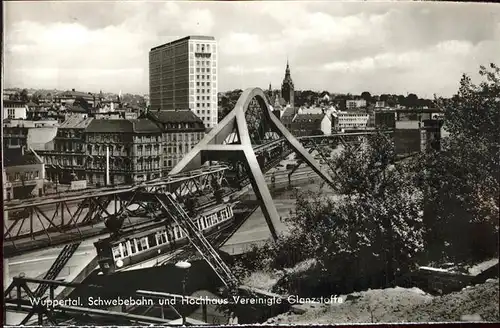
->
72 88 75 92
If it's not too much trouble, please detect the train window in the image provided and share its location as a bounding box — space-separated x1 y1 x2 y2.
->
112 246 121 260
141 237 149 250
204 217 209 227
126 241 134 255
163 231 169 242
174 227 179 239
122 243 129 257
155 233 160 245
147 235 156 248
200 218 205 230
131 240 138 254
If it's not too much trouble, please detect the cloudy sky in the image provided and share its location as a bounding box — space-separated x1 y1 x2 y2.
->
4 1 500 98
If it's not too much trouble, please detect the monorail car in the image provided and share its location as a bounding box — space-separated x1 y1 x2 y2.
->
94 203 234 274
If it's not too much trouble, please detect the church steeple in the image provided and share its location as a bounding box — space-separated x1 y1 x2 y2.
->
281 59 295 108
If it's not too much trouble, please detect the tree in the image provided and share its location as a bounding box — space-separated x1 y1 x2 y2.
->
397 95 406 106
10 92 20 101
361 91 372 103
31 93 41 105
20 89 29 102
406 93 419 108
421 63 499 262
276 133 423 291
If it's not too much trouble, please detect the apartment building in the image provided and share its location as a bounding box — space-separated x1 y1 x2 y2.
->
149 36 218 128
84 119 163 185
145 109 205 174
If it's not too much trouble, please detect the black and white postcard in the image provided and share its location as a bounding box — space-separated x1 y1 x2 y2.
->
2 0 499 326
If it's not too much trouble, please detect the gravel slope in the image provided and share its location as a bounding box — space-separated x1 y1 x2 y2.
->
265 279 499 324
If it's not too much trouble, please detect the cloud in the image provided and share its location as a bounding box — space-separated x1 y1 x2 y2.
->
3 1 500 98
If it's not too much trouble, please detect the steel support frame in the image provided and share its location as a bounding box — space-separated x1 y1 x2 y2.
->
169 88 334 241
4 167 230 242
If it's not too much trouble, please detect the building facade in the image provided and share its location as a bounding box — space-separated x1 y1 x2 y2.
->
3 100 28 119
394 108 443 155
55 89 97 106
149 36 218 128
40 115 93 184
346 99 367 109
145 110 205 174
4 148 45 200
333 111 370 131
374 110 396 129
291 113 331 137
3 119 58 150
85 119 162 185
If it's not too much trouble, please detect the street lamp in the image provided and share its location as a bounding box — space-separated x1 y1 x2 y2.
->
175 261 191 325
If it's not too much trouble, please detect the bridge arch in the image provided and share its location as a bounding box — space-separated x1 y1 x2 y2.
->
169 87 334 240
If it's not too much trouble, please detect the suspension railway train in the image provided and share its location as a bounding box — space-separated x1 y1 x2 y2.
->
94 203 235 274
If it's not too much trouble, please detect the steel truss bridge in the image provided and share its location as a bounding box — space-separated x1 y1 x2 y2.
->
4 87 395 325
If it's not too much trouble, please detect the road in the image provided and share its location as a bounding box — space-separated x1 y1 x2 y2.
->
8 238 98 281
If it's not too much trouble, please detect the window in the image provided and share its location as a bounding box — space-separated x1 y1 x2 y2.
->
197 103 200 107
196 82 200 86
128 240 137 255
140 237 149 250
112 246 122 260
207 68 210 73
122 243 129 257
